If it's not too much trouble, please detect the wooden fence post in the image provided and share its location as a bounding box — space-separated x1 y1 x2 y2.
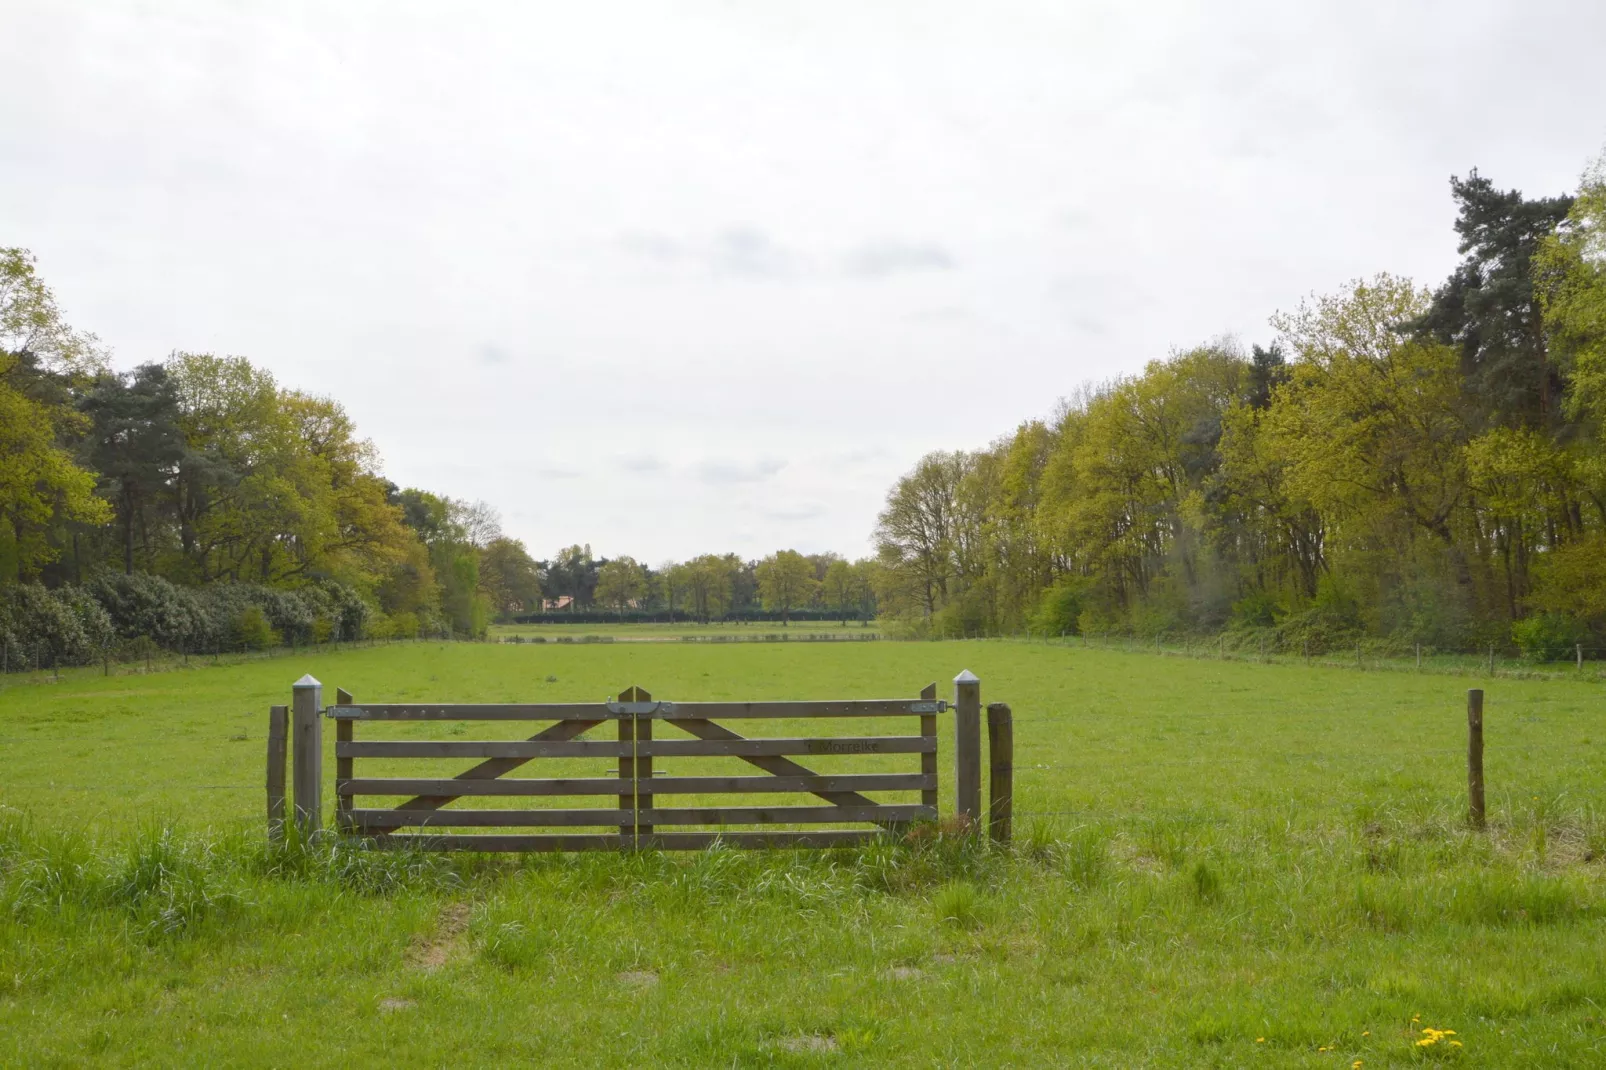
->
1467 688 1485 830
291 674 323 835
954 670 981 829
266 705 288 840
986 702 1013 844
335 687 354 832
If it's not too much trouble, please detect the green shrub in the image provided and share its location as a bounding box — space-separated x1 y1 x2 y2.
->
1512 613 1586 663
87 571 206 649
232 606 278 651
1230 591 1280 629
1275 574 1364 654
931 588 991 639
0 584 111 669
1029 578 1084 637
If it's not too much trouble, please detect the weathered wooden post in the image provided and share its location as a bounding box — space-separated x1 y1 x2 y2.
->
954 670 981 829
334 687 354 832
1467 688 1485 830
266 705 288 840
291 674 323 835
987 702 1013 844
1578 643 1585 671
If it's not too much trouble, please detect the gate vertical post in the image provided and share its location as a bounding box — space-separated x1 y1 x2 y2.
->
919 683 939 816
954 670 982 829
617 685 640 849
636 687 653 844
291 674 323 836
334 688 354 832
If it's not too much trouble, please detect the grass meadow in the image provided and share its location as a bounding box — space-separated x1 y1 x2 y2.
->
1 639 1603 1066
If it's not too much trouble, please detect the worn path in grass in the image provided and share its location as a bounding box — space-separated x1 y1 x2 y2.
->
1 641 1604 1066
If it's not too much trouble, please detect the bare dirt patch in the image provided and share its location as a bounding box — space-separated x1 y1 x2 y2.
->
406 903 470 971
378 998 415 1013
615 969 659 988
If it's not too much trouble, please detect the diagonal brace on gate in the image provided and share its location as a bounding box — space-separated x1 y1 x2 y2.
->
393 717 604 812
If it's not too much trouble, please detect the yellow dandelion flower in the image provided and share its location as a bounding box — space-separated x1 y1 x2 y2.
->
1450 1040 1463 1048
1362 1031 1370 1037
1255 1037 1265 1043
1354 1062 1363 1069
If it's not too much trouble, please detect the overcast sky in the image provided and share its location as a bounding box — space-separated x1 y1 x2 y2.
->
4 2 1603 563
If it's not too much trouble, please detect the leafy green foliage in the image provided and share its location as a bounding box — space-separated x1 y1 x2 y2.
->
1512 614 1586 662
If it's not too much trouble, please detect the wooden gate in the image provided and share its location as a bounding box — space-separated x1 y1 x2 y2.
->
319 683 945 850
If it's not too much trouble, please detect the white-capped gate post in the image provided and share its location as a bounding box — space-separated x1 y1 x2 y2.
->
292 674 324 835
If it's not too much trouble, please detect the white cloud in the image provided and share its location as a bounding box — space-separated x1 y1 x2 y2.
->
842 240 955 277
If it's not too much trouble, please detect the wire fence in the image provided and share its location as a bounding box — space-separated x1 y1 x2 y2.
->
999 633 1606 683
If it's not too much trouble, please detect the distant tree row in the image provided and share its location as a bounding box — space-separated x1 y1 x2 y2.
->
526 545 877 625
874 153 1606 659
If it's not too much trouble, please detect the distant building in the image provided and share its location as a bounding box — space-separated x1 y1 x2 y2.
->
542 595 574 611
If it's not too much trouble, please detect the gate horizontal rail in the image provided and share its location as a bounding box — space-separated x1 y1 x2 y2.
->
340 774 934 796
327 699 944 721
377 831 885 852
336 736 935 759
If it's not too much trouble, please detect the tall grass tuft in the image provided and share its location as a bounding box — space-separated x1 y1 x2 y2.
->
113 826 229 937
933 880 984 929
1057 825 1110 891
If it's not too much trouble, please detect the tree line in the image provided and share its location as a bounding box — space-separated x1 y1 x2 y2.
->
528 545 878 625
872 155 1606 660
0 261 875 670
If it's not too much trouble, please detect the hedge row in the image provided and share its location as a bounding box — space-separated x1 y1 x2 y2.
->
0 573 373 671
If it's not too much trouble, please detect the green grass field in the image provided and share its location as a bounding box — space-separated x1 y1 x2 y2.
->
2 640 1603 1066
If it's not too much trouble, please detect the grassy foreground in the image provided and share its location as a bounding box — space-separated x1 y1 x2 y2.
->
1 641 1604 1066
